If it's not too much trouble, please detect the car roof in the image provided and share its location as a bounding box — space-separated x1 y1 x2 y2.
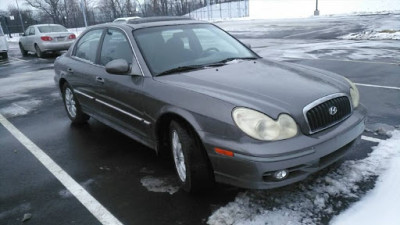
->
114 16 141 21
90 17 209 31
33 24 65 27
127 17 208 29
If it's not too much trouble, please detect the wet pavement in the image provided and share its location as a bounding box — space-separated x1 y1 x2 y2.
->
1 14 399 225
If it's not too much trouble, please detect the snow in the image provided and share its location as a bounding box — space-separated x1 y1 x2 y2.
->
0 99 42 118
341 30 400 40
0 69 56 118
140 175 180 195
188 0 400 20
249 0 400 19
331 153 400 225
0 70 55 100
208 130 400 225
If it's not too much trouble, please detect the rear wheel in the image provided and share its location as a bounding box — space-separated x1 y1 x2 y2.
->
19 43 28 56
35 44 43 58
1 52 7 59
62 83 90 124
169 121 214 192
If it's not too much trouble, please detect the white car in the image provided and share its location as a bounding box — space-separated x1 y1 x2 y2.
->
0 26 8 59
113 16 141 23
19 24 76 58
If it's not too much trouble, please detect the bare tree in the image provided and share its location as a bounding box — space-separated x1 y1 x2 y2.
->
25 0 62 23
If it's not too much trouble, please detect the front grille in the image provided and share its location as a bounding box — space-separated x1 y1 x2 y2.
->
306 96 351 133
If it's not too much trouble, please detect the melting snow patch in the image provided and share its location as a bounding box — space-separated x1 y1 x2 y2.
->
140 176 180 195
208 130 400 225
340 30 400 40
0 99 42 118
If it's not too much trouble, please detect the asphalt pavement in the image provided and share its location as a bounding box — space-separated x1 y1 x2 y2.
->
1 14 399 225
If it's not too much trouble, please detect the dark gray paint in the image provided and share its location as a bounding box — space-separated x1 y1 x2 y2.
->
54 19 367 189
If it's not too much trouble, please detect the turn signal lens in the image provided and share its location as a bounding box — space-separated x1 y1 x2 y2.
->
40 36 53 41
68 34 76 39
214 148 234 157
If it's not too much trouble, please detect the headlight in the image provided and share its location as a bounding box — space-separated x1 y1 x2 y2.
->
232 108 298 141
344 77 360 108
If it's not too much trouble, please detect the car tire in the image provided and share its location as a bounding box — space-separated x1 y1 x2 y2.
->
35 44 43 58
62 83 90 124
169 121 214 193
19 43 28 56
1 52 7 59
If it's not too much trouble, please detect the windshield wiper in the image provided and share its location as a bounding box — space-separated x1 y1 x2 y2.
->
157 65 206 76
208 57 258 66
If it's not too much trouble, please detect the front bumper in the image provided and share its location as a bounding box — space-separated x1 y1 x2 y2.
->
201 105 367 189
39 41 74 52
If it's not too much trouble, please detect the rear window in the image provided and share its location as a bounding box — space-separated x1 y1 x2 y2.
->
38 25 68 33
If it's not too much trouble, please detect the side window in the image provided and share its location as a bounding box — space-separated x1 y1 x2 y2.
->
29 27 35 36
99 29 133 66
74 29 103 63
24 27 30 36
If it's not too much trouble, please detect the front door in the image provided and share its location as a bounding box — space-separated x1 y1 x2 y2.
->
94 28 148 138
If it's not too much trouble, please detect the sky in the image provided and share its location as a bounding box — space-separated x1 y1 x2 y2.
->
0 0 27 12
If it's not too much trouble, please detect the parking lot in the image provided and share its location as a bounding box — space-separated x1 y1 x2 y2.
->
1 14 399 225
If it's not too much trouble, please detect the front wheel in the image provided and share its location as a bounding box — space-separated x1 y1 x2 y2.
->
170 121 214 192
62 83 90 124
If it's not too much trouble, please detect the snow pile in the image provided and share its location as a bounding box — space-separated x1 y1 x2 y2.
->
340 30 400 40
140 176 180 195
208 130 400 225
331 152 400 225
339 14 400 40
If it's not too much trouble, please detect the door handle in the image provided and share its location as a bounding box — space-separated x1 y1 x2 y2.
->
67 68 73 73
96 76 105 84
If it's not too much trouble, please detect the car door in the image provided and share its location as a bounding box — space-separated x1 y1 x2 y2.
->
27 27 36 51
20 27 32 51
94 28 148 138
68 28 105 115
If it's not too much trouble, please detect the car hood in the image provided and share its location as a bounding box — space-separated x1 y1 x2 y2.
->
155 59 350 121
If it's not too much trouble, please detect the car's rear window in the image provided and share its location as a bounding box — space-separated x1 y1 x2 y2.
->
38 25 68 33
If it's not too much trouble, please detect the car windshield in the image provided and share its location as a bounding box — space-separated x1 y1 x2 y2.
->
38 25 68 33
133 24 257 76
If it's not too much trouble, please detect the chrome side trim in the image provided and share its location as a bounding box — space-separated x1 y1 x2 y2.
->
74 89 95 100
73 90 151 125
96 98 142 121
303 93 353 134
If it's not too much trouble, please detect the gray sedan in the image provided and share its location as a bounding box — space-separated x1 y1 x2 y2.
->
54 17 366 192
19 24 76 58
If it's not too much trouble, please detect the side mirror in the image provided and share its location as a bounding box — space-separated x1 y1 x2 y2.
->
105 59 130 75
20 33 25 37
245 43 252 49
